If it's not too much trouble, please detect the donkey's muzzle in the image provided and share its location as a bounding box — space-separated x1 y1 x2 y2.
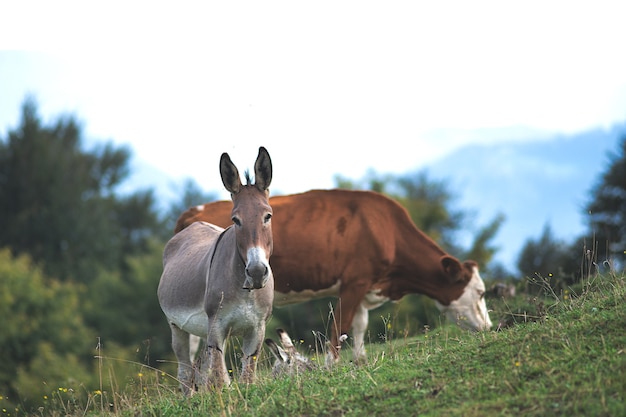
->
243 264 270 290
243 247 271 290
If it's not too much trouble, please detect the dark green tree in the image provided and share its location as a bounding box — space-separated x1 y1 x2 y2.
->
518 224 563 275
516 224 583 292
586 135 626 269
0 97 162 281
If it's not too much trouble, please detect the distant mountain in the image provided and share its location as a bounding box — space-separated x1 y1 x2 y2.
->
425 125 625 272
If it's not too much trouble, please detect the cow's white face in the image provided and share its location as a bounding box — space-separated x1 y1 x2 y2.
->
435 267 492 331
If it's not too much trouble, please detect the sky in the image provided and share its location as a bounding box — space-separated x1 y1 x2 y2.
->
1 2 625 269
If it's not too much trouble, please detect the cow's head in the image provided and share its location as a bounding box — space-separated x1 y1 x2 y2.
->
435 258 492 331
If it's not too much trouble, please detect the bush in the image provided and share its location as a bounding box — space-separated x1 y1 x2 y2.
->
0 248 93 409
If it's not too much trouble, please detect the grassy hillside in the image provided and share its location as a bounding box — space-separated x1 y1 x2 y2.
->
23 272 625 416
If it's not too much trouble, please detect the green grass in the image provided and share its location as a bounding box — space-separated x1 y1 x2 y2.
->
14 272 626 416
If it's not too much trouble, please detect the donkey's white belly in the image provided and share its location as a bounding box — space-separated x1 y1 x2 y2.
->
167 299 270 338
167 307 209 338
217 302 269 333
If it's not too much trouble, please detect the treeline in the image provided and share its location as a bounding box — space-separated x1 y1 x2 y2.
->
0 97 624 410
516 137 626 293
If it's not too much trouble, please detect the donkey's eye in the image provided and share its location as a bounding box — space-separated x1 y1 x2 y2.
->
264 213 272 223
477 290 485 299
232 217 242 227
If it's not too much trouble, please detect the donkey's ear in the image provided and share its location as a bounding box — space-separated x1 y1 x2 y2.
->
277 328 296 352
265 338 289 363
220 152 242 194
254 146 272 191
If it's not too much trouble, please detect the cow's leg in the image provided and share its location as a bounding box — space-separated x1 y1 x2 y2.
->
170 323 194 396
240 325 265 384
351 302 369 363
327 283 370 365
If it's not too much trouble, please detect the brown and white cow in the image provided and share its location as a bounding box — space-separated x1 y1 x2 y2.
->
175 189 492 363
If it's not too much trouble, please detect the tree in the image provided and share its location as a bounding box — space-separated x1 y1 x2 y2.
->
586 135 626 269
518 224 563 275
0 97 162 282
516 224 582 293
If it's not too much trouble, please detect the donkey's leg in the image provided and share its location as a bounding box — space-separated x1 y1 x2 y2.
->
170 323 194 396
192 338 209 389
206 329 229 389
240 325 265 384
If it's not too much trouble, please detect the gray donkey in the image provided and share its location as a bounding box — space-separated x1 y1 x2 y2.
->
158 147 274 395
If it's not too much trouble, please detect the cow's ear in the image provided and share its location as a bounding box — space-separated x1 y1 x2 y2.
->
441 256 465 283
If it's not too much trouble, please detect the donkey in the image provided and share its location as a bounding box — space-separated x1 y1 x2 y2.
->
158 147 273 394
265 328 316 377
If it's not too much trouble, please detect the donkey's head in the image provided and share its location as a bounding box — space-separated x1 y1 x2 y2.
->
220 147 273 290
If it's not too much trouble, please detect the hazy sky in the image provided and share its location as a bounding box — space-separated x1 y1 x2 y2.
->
2 1 625 201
